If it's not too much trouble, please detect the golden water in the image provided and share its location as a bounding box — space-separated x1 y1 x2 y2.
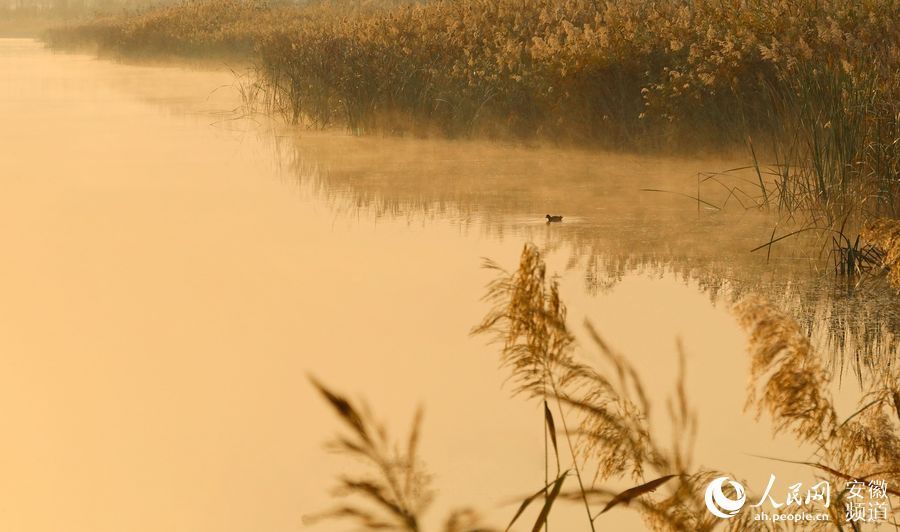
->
0 39 892 531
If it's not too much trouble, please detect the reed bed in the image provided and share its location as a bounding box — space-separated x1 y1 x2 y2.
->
250 0 900 150
709 60 899 234
46 0 897 142
47 0 900 230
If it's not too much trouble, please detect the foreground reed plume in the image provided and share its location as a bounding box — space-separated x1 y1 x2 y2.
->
474 245 899 530
312 245 897 531
307 377 496 532
473 244 758 531
471 245 597 530
306 377 433 531
735 297 900 524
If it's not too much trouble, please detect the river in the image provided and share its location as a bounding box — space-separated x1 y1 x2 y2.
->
0 38 895 532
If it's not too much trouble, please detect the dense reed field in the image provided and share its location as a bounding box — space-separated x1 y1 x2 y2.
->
47 0 899 223
45 0 897 140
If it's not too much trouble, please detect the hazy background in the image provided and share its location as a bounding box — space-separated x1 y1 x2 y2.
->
0 39 872 532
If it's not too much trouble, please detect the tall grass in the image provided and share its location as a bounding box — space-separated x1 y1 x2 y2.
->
47 0 898 145
311 246 900 530
471 245 595 530
750 58 899 227
699 61 898 283
306 376 496 531
253 0 899 149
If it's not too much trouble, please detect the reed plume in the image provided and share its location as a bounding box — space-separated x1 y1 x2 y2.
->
472 244 574 399
556 328 755 531
472 243 595 530
310 249 897 531
735 297 900 520
307 377 433 531
475 249 898 530
475 245 760 531
308 377 498 532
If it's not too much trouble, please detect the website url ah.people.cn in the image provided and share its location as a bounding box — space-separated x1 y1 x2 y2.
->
754 510 831 523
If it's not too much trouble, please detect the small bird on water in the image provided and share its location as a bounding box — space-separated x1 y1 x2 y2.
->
545 214 563 223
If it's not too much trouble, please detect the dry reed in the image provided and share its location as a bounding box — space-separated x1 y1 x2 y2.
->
46 0 900 150
311 246 898 530
307 376 497 531
861 218 900 290
735 296 900 523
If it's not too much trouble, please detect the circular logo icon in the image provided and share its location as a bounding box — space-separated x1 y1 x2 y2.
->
705 476 746 518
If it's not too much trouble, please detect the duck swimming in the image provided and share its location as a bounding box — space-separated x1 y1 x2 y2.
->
545 214 563 223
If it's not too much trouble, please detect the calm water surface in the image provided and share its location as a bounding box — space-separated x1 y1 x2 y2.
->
0 39 893 531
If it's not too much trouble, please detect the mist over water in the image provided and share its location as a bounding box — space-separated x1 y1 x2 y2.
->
0 40 895 531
